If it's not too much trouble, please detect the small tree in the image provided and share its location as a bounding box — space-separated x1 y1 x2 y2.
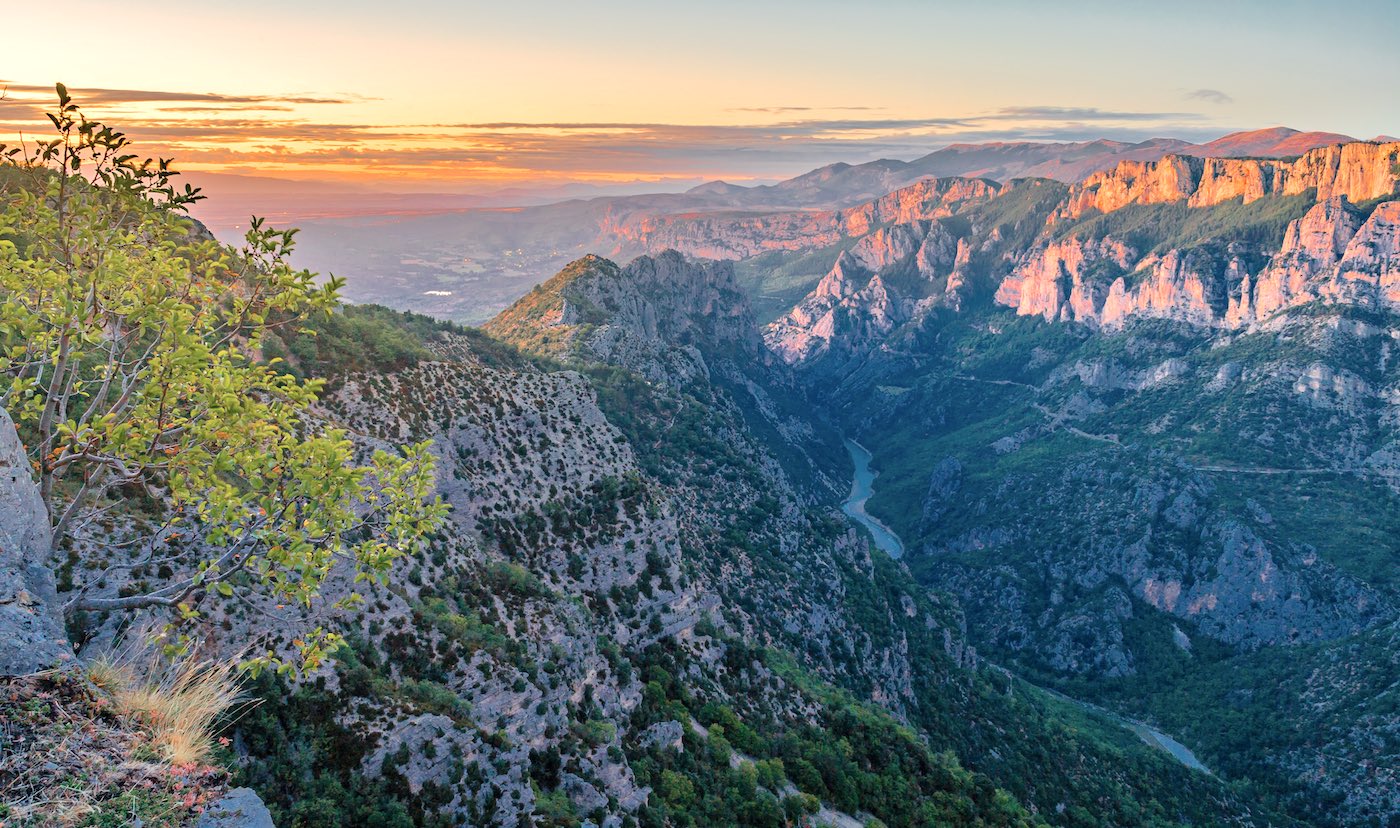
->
0 85 445 668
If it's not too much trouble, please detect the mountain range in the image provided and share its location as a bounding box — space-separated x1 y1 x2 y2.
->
249 127 1374 324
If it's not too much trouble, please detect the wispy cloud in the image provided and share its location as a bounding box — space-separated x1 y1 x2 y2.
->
437 118 975 134
0 83 367 107
1184 88 1234 105
990 105 1204 122
157 105 299 113
725 105 885 114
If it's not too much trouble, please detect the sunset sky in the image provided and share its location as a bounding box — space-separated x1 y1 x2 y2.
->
5 0 1398 192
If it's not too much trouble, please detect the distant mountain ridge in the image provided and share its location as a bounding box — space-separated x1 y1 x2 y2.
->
681 127 1363 211
284 126 1379 324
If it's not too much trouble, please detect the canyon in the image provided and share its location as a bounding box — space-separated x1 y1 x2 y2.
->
7 124 1399 828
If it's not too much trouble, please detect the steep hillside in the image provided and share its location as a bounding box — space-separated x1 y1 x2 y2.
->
182 304 1069 827
474 254 1286 827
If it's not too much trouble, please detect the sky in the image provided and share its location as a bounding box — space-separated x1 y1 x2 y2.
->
3 0 1398 192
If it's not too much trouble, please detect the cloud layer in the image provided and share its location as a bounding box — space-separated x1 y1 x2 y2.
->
0 82 1231 189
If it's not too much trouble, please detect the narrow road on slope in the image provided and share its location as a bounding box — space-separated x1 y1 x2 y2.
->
1194 464 1342 475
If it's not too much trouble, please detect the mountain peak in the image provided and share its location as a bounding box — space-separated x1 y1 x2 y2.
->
1193 126 1357 157
687 180 750 196
485 251 760 380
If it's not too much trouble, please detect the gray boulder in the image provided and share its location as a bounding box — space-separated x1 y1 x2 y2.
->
197 788 276 828
0 406 73 676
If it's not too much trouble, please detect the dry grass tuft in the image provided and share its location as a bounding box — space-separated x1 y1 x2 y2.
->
0 671 229 827
88 639 252 766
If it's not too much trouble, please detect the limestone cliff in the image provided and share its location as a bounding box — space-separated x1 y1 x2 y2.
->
995 197 1400 329
1060 141 1400 219
1236 199 1400 323
993 236 1135 324
997 237 1257 329
764 140 1400 364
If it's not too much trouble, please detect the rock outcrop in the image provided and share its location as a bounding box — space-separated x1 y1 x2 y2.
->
995 197 1400 329
998 238 1252 329
1233 199 1400 324
766 219 962 362
487 250 763 384
1060 155 1205 219
993 236 1135 323
0 406 73 676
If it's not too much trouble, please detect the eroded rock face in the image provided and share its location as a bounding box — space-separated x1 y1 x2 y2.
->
1061 155 1205 219
1338 201 1400 304
1234 199 1400 324
920 456 963 530
1100 249 1240 328
994 236 1135 323
1132 522 1383 651
1060 141 1400 219
570 251 762 384
1189 157 1287 207
766 220 962 362
993 198 1400 330
0 407 73 676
